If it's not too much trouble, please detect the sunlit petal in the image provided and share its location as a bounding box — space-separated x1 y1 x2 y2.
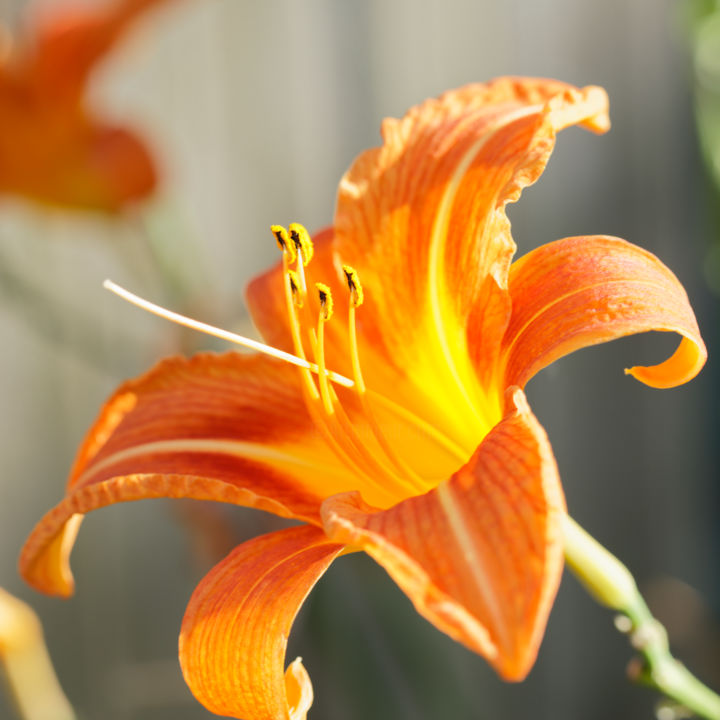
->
179 525 344 720
502 235 707 389
20 352 362 597
250 79 610 452
322 387 565 680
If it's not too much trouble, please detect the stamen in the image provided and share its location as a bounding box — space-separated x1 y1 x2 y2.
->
287 271 303 309
342 265 364 308
314 286 335 415
345 269 366 395
316 283 333 322
271 224 296 264
289 223 314 266
278 267 386 491
311 281 420 491
281 265 318 400
104 278 467 493
102 280 353 388
341 268 427 488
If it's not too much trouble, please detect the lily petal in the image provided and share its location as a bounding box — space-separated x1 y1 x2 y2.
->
250 79 611 452
333 79 609 442
179 525 344 720
321 387 565 681
502 235 707 389
27 0 171 100
0 0 165 210
25 0 167 100
19 352 362 597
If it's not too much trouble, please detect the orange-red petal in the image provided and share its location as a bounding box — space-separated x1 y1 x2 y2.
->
502 235 707 389
250 79 611 453
26 0 172 100
0 0 165 210
19 352 362 597
179 525 344 720
334 79 608 408
321 387 565 681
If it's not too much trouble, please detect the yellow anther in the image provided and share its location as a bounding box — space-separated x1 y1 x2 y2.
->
342 265 364 307
316 283 333 321
287 270 303 308
271 224 297 264
289 223 314 266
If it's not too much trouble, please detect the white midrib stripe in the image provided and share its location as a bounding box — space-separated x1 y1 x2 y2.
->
76 439 326 487
436 480 510 654
426 105 542 424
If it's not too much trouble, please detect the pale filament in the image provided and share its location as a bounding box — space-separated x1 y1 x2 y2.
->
283 265 320 401
102 279 353 387
346 299 428 485
105 275 401 502
279 246 405 494
279 259 378 486
312 282 422 491
274 226 430 495
105 225 471 494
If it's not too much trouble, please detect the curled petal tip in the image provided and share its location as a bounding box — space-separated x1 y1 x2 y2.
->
285 657 313 720
625 335 707 389
19 514 83 598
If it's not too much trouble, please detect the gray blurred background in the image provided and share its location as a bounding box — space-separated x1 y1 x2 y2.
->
1 0 718 718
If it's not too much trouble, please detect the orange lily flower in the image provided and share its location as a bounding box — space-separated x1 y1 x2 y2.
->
19 77 706 719
0 0 169 212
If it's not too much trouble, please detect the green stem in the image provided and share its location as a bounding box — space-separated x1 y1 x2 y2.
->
563 515 720 720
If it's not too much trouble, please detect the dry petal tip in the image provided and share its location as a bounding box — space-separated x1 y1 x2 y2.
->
546 84 611 134
285 657 313 720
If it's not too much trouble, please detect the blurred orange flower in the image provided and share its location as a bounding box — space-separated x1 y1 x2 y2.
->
20 78 706 719
0 0 169 212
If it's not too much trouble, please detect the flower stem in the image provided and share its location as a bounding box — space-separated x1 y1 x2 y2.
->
563 515 720 720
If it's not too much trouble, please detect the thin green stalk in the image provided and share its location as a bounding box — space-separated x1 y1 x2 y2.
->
563 515 720 720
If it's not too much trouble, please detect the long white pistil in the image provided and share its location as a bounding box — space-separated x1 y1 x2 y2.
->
103 279 354 389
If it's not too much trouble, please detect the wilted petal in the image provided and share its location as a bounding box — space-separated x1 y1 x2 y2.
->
321 388 565 680
179 525 344 720
502 235 707 389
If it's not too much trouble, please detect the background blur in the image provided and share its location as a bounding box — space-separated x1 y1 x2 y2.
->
1 0 719 718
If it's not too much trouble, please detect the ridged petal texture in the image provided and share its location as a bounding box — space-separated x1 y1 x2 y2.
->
19 353 360 597
180 525 344 719
19 77 708 720
249 78 612 453
503 235 707 389
321 388 565 680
